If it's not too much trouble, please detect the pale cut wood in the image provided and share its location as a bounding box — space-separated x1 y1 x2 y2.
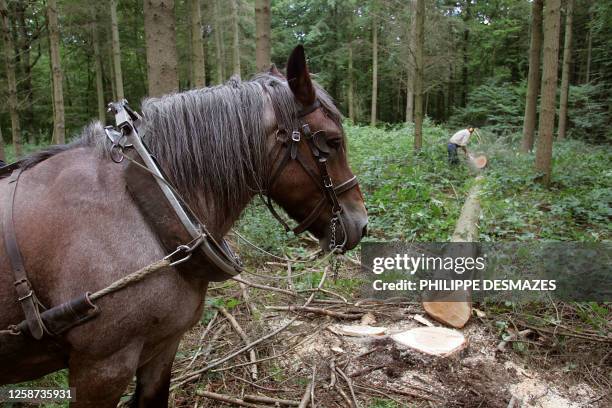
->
331 325 387 337
392 327 467 357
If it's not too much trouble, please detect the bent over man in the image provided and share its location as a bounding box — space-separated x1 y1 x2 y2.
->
448 126 474 165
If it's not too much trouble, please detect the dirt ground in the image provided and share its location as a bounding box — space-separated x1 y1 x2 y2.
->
168 260 611 408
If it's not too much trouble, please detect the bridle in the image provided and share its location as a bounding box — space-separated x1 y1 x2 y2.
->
262 91 359 252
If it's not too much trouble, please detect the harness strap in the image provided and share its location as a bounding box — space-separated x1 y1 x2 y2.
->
2 168 47 339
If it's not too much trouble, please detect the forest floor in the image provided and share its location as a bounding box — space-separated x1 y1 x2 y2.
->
167 249 610 408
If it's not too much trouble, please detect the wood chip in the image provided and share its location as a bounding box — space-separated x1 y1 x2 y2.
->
330 324 387 337
391 327 467 357
413 314 434 327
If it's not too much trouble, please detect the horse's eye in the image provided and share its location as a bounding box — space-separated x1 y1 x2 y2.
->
327 138 342 149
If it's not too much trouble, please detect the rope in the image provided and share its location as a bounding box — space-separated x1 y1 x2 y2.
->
90 259 171 301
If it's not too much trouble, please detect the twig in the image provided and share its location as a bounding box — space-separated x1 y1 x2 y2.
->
215 306 258 381
243 394 300 406
232 275 297 297
297 381 313 408
336 367 359 408
311 365 317 408
172 266 329 388
195 390 265 408
265 305 362 320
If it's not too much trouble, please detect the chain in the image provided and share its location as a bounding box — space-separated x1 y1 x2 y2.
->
328 216 343 280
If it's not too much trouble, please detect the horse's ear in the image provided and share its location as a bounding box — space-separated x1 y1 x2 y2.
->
286 45 316 106
269 64 284 78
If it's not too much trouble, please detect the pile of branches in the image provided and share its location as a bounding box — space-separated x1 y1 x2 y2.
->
164 254 439 408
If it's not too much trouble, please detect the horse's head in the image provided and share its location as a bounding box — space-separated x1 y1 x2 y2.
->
263 46 368 252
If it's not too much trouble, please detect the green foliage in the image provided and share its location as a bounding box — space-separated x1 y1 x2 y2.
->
448 80 526 135
566 83 611 142
346 121 472 241
479 135 611 241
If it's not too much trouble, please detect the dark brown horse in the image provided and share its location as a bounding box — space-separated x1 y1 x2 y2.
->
0 46 367 407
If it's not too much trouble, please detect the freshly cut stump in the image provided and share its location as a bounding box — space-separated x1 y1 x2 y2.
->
391 327 467 357
331 325 387 337
468 154 488 169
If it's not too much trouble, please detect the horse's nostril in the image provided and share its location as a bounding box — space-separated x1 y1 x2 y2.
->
362 224 368 237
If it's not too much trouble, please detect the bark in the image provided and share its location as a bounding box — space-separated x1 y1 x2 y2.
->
143 0 179 97
557 0 573 140
15 2 33 143
92 18 105 123
190 0 206 88
347 40 355 122
230 0 240 78
213 0 225 83
461 0 470 107
522 0 543 152
0 125 5 161
405 0 416 123
370 8 378 127
110 0 124 100
47 0 65 144
413 0 424 152
585 15 592 83
0 0 22 155
535 0 561 186
254 0 270 72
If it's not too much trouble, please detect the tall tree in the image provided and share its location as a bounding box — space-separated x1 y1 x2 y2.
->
213 0 225 83
0 125 5 162
0 0 22 156
557 0 574 140
461 0 471 107
143 0 179 97
370 5 378 127
405 0 416 123
522 0 544 152
110 0 125 100
413 0 424 151
535 0 561 186
91 12 105 123
255 0 271 72
189 0 206 88
47 0 65 144
15 2 38 143
347 39 355 122
230 0 241 77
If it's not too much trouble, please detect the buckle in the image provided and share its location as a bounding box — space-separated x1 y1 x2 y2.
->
323 176 334 188
164 245 193 266
291 130 301 142
18 290 33 302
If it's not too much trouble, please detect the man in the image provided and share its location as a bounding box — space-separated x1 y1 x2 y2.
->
448 126 475 165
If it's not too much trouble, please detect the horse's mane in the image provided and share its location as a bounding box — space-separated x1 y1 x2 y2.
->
19 74 341 221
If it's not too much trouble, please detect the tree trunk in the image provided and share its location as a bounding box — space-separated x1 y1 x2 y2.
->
585 14 592 83
47 0 65 144
144 0 179 97
370 8 378 127
0 125 5 162
255 0 271 72
92 16 105 123
347 40 355 122
413 0 424 151
405 0 416 123
190 0 206 88
15 2 34 143
535 0 561 186
521 0 543 152
230 0 240 77
557 0 573 140
461 0 470 107
110 0 125 100
213 0 225 84
0 0 22 155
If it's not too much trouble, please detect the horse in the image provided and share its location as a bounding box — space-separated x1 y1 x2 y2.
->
0 45 367 407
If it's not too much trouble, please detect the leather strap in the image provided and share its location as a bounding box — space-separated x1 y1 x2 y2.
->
3 168 47 339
